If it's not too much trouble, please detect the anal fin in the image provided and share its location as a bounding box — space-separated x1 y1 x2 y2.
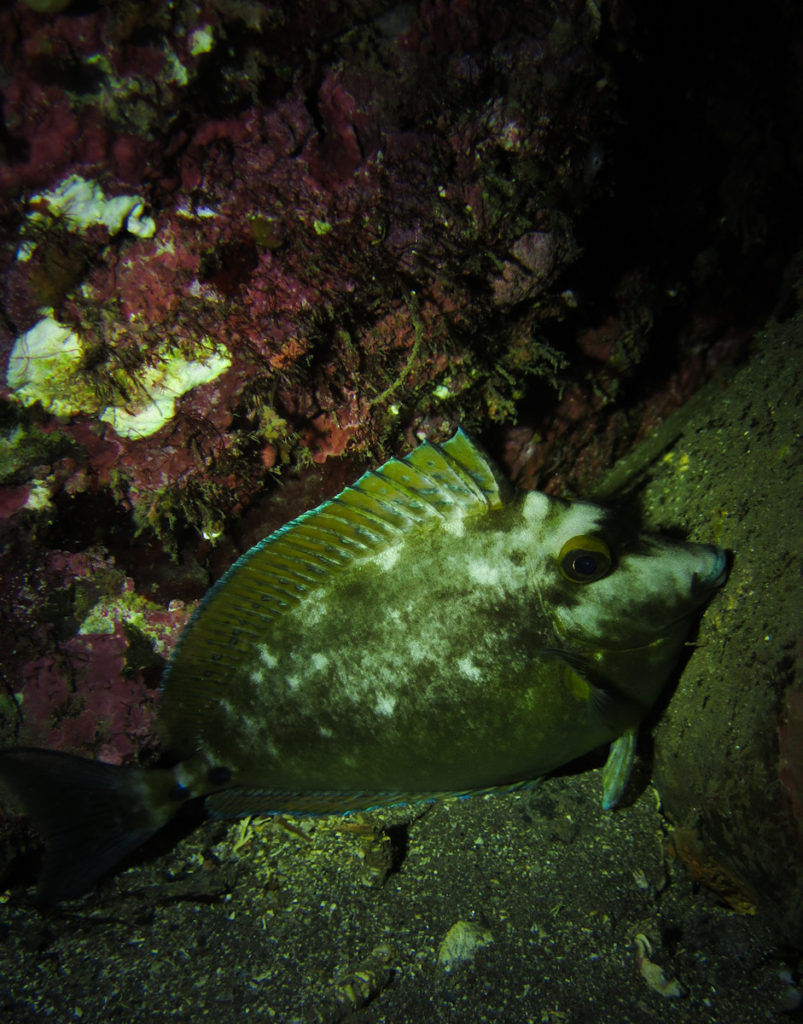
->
205 786 412 818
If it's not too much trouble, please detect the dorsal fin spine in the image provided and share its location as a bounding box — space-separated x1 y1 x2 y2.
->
161 430 506 708
324 494 401 536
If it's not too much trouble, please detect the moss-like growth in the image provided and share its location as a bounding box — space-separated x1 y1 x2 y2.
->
0 405 77 485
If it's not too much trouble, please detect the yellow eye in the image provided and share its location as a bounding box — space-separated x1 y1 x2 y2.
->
558 535 612 583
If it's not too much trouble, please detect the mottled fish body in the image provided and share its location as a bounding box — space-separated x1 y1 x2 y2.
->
0 430 727 902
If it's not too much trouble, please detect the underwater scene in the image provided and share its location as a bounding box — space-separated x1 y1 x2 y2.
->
0 2 801 1022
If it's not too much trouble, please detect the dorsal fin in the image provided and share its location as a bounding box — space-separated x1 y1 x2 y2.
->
439 428 508 503
161 430 506 714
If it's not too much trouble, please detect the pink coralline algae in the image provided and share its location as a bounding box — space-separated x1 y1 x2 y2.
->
0 484 31 520
18 626 153 764
0 546 191 762
491 231 566 308
0 0 613 548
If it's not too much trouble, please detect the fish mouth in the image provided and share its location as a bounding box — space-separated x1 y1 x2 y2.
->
691 545 729 597
548 635 672 663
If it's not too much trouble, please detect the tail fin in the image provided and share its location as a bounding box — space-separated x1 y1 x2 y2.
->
0 748 183 904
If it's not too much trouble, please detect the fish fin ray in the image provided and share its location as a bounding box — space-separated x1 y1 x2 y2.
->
601 727 638 810
162 431 505 707
206 775 534 820
205 786 420 818
441 428 509 505
0 748 179 904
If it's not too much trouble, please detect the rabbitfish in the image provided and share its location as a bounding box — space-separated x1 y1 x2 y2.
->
0 430 727 902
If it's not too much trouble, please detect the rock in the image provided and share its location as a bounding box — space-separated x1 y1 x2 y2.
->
437 920 494 971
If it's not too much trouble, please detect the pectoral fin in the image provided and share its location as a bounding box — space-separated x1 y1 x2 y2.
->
601 727 638 810
544 647 645 735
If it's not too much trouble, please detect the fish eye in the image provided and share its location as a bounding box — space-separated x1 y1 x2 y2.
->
558 535 613 583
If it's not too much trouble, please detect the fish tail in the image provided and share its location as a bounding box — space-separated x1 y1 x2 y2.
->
0 747 184 904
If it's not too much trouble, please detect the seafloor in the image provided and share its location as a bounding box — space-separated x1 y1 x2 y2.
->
1 307 800 1022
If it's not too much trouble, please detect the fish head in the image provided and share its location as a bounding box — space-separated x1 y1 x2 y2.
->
523 491 728 708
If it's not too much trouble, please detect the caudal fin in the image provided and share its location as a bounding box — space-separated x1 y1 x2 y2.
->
0 748 182 904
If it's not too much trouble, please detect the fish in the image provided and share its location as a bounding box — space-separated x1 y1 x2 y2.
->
0 429 728 903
